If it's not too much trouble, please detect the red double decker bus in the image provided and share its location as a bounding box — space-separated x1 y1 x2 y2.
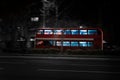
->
35 27 103 50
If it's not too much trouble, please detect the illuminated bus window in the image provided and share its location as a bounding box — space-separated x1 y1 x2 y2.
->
54 30 63 35
71 30 78 35
88 42 93 47
44 30 53 34
79 42 87 47
63 41 70 46
80 30 87 35
71 41 79 46
64 30 71 35
37 30 43 34
88 30 97 35
56 41 61 46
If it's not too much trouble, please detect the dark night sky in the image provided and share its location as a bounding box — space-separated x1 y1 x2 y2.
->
0 0 120 45
0 0 119 23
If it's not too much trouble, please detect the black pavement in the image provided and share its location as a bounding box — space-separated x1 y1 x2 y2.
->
0 51 120 80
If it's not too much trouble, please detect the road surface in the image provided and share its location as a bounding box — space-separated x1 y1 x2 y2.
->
0 54 120 80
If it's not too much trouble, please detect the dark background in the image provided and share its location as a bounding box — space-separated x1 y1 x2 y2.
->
0 0 119 46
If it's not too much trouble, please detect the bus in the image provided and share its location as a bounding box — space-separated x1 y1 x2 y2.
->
35 27 103 50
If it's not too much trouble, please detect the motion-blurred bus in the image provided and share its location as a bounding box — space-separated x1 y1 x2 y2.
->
35 27 103 50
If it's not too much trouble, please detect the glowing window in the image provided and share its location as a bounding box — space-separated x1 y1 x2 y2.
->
44 30 53 34
79 42 93 47
64 30 71 35
56 41 61 46
54 30 63 35
71 30 78 35
79 42 87 47
63 41 70 46
88 30 97 35
80 30 87 35
71 41 79 46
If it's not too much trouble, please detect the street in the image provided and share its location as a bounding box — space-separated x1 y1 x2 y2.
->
0 54 120 80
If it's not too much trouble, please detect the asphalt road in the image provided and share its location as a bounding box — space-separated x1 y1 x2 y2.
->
0 54 120 80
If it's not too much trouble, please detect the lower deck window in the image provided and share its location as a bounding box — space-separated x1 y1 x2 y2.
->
88 42 93 47
71 41 79 46
63 41 70 46
36 40 53 46
56 41 61 46
36 40 93 47
79 41 93 47
79 42 87 47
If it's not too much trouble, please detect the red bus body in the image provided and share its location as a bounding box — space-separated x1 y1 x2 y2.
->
35 27 103 50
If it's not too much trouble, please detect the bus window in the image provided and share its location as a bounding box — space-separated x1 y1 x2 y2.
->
56 41 61 46
79 42 93 47
36 40 54 46
79 42 87 47
71 30 78 35
49 40 53 46
88 30 97 35
44 30 53 35
88 42 93 47
64 30 71 35
71 41 79 46
80 30 87 35
37 30 43 34
54 30 63 35
52 41 56 46
63 41 70 46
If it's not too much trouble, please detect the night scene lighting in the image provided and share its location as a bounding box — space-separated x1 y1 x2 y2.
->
0 0 120 80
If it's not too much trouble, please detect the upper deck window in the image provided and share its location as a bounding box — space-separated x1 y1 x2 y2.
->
54 30 63 35
71 30 79 35
44 30 53 34
64 30 71 35
80 30 87 35
88 30 97 35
